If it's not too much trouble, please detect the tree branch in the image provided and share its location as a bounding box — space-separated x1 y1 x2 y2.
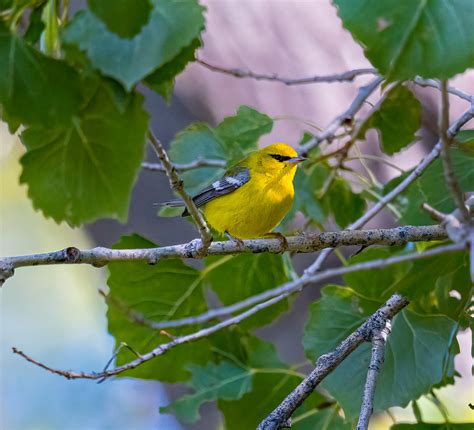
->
147 130 213 257
304 105 474 275
300 76 384 156
438 81 471 225
196 58 378 85
413 77 474 103
0 225 447 285
257 294 408 430
141 158 226 173
356 319 392 430
11 243 462 381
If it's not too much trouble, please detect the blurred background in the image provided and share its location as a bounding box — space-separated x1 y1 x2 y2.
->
1 0 473 429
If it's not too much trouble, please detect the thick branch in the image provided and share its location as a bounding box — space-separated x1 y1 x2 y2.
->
12 243 462 381
438 81 471 224
257 294 408 430
356 319 392 430
0 225 447 284
147 130 213 256
197 58 378 85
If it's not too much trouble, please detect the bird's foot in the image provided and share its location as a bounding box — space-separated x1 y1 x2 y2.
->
225 231 245 248
265 232 289 252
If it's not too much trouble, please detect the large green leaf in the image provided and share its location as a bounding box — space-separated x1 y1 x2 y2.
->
333 0 474 81
217 337 318 430
394 147 474 225
205 253 290 329
107 235 212 382
20 78 148 226
359 85 422 154
88 0 152 38
303 286 458 420
343 247 471 314
168 106 273 195
63 0 205 90
0 22 83 128
144 38 201 101
161 361 253 423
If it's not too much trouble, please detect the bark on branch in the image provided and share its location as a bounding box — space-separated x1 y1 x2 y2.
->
257 295 408 430
356 319 392 430
0 225 447 285
11 243 462 380
147 130 213 257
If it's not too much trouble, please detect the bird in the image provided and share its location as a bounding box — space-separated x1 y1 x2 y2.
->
164 143 306 244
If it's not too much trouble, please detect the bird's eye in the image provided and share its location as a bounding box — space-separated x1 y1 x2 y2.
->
270 154 291 162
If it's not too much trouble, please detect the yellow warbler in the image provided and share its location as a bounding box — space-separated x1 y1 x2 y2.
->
166 143 305 241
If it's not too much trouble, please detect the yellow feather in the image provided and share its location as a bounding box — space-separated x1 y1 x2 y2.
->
203 143 303 239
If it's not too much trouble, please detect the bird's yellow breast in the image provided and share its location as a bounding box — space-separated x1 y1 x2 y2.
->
203 170 295 239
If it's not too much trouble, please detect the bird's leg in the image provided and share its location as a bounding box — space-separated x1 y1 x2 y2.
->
225 231 245 248
264 232 289 252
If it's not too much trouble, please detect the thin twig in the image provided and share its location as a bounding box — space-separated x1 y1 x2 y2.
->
356 319 392 430
147 130 213 257
104 239 458 331
304 105 474 275
438 81 471 224
257 294 408 430
197 58 378 85
413 78 474 103
0 225 447 285
11 244 462 381
300 76 384 156
141 158 226 172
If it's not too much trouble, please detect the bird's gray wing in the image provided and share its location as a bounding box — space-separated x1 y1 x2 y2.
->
183 166 250 215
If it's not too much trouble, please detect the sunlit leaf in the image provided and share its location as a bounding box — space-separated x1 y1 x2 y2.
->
333 0 474 81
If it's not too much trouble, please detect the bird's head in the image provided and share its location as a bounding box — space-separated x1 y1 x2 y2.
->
251 143 306 174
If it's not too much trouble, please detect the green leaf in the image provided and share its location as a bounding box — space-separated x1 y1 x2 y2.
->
217 337 309 430
161 361 253 423
292 406 351 430
395 148 474 225
168 123 227 195
20 78 149 226
107 235 212 382
325 176 366 228
145 38 201 102
290 165 328 224
333 0 474 81
391 423 474 430
63 0 205 90
0 21 83 128
88 0 152 38
168 106 273 194
344 247 411 298
455 130 474 155
303 286 458 420
214 106 273 163
360 85 422 154
205 253 290 329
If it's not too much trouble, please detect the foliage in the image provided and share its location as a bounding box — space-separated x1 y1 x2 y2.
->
1 0 473 429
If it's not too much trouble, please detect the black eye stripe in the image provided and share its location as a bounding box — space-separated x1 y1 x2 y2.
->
269 154 292 162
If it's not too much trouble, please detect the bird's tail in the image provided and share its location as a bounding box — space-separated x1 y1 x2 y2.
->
156 200 189 217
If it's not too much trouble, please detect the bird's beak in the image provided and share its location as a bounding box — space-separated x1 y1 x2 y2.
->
288 156 307 164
